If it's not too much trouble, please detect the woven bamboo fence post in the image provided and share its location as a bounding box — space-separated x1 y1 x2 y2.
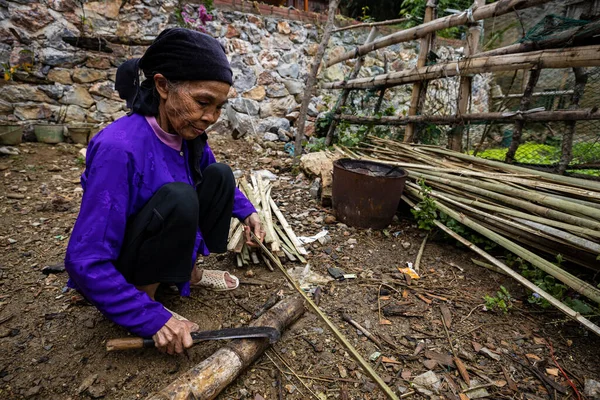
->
558 67 589 174
449 0 484 151
404 0 438 144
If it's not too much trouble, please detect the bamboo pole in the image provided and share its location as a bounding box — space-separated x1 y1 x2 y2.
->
269 197 308 256
250 233 400 400
450 0 484 151
513 217 600 254
404 0 438 144
321 45 600 90
558 67 589 174
505 68 542 163
148 296 306 400
325 27 378 146
405 186 600 304
256 175 279 252
294 0 341 160
333 17 409 33
416 146 600 191
324 0 554 68
334 108 600 125
402 195 600 337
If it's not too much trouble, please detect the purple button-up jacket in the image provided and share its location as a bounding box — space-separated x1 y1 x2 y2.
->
65 114 255 337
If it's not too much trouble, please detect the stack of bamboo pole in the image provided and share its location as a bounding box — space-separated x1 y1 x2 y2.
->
334 138 600 333
228 172 308 270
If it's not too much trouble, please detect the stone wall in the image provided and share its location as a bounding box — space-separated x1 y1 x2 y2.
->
0 0 476 143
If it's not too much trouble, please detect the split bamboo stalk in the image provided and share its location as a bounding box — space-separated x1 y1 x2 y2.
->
450 0 484 151
324 0 554 68
416 146 600 191
294 0 340 159
256 175 280 252
250 233 400 400
403 195 600 337
332 17 409 33
274 223 307 263
269 197 308 256
148 296 306 400
404 0 438 144
405 186 600 304
325 27 379 146
505 68 542 163
321 45 600 90
513 217 600 255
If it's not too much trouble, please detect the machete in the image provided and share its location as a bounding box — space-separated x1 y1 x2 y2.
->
106 326 280 351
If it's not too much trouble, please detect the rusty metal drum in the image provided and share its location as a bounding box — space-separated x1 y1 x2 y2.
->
332 158 408 229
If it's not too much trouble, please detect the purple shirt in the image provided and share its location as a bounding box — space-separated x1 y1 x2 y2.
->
65 113 255 337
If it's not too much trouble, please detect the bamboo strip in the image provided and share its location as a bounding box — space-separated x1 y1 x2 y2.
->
269 197 308 256
274 224 307 264
513 218 600 255
402 195 600 337
256 174 280 252
406 186 600 304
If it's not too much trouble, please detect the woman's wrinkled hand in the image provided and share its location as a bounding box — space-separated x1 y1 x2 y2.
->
243 212 265 247
152 317 199 355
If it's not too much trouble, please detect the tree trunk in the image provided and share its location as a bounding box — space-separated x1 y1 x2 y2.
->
294 0 341 160
321 45 600 90
449 0 485 152
325 0 554 68
148 296 305 400
324 26 378 146
505 68 541 163
557 67 589 174
404 0 438 144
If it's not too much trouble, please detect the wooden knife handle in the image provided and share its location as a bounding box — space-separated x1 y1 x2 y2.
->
106 337 155 351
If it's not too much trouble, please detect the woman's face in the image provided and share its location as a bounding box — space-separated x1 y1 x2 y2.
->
155 75 230 140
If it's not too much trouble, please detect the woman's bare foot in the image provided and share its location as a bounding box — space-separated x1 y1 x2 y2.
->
191 267 237 289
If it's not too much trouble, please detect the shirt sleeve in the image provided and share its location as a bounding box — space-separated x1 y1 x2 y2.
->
201 143 257 221
65 140 172 338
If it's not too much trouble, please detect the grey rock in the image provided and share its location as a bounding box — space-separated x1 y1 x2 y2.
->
266 83 289 98
307 103 319 117
0 43 10 64
65 105 87 122
265 19 277 33
263 132 279 142
230 97 260 116
281 51 300 64
258 117 290 133
584 379 600 399
230 61 257 92
342 31 355 45
277 128 290 142
259 102 272 119
3 84 54 103
226 104 257 138
95 98 123 114
60 85 95 108
290 27 307 44
39 48 86 68
276 63 299 79
246 24 262 44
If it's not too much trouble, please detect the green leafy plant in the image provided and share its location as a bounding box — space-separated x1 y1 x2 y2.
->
305 137 327 153
439 212 497 251
411 179 437 231
483 286 513 313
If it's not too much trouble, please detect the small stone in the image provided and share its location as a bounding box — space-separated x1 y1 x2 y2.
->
347 238 357 245
25 385 41 398
263 132 279 142
338 365 347 378
324 215 336 224
87 384 107 398
7 238 16 244
83 318 95 329
401 242 411 249
244 270 255 278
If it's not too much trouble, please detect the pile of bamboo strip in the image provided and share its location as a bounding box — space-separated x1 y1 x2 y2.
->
228 172 308 270
334 136 600 333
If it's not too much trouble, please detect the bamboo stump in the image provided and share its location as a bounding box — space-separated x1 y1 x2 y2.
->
148 296 305 400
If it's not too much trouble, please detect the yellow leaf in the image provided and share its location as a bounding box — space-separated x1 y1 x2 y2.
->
495 380 507 387
546 368 559 377
381 356 402 364
526 353 542 361
533 337 546 345
379 295 391 301
379 319 392 325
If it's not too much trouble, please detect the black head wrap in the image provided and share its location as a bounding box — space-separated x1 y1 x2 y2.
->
115 28 232 116
114 28 233 186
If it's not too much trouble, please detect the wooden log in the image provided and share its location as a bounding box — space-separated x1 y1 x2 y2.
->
294 0 341 159
450 0 484 151
148 296 305 400
558 67 588 174
325 27 378 146
335 108 600 125
332 17 409 33
505 68 541 163
324 0 554 68
321 45 600 90
404 0 438 144
402 195 600 337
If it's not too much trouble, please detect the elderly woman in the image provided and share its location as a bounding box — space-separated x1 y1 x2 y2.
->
65 28 265 355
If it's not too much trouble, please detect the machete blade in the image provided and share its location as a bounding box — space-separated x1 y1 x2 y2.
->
190 326 280 344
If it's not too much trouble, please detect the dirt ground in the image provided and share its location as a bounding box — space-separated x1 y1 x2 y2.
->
1 135 599 400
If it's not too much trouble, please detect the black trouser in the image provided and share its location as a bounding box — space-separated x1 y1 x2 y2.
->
116 163 235 286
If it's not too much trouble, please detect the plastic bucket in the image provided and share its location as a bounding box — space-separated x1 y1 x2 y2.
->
332 158 408 229
0 125 23 145
34 124 64 144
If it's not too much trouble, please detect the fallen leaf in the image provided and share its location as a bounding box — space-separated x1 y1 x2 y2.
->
402 290 408 299
423 359 438 370
440 304 452 329
526 353 542 361
338 365 348 379
454 357 470 386
77 373 98 394
401 370 412 380
417 294 432 304
480 347 501 361
546 368 559 377
379 319 392 325
459 394 469 400
533 337 546 345
381 356 402 365
413 341 425 356
379 295 391 301
495 380 508 387
472 341 483 353
398 266 420 279
424 350 455 367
